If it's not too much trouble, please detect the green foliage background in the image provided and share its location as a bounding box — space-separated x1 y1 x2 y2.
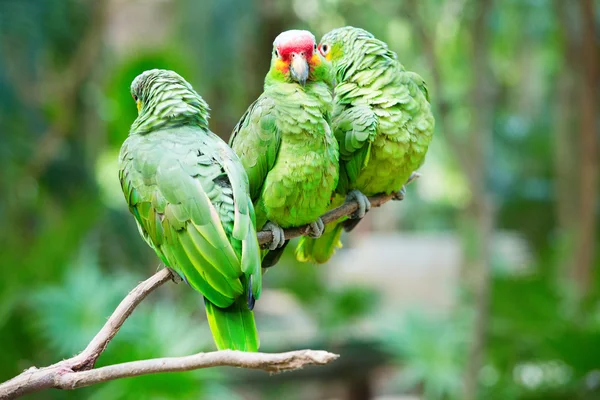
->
0 0 598 399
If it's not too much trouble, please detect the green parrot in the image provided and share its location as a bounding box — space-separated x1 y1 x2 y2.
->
119 69 262 351
296 26 435 263
230 30 339 267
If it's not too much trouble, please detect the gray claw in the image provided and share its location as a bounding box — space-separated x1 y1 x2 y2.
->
168 267 184 284
393 185 407 201
393 172 421 201
264 221 286 250
308 217 325 238
406 171 421 185
347 189 371 219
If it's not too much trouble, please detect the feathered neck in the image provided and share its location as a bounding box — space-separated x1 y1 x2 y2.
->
332 32 400 83
130 79 210 135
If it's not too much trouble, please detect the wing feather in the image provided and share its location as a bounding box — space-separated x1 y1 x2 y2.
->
119 126 261 307
229 96 281 202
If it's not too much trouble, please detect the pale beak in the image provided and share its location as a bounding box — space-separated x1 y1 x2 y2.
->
136 99 142 113
290 52 309 86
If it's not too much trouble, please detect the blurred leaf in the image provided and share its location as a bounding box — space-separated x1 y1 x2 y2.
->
384 311 468 400
30 244 136 357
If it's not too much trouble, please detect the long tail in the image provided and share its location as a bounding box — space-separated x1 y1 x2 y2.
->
204 294 259 352
295 222 344 264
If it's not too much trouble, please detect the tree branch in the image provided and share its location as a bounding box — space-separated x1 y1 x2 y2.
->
257 191 399 246
1 188 400 398
65 268 174 371
1 350 337 398
0 265 338 398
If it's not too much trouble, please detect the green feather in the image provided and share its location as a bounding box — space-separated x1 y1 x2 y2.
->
119 69 261 351
296 223 344 264
296 26 435 264
230 31 339 268
204 282 259 352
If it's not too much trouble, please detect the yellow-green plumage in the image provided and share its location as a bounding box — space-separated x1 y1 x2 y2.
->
231 82 338 229
119 69 261 351
296 27 435 263
296 222 344 263
230 30 339 266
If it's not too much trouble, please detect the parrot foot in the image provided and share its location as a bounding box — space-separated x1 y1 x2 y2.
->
406 171 421 185
264 221 286 250
307 217 325 238
346 189 371 219
393 186 407 201
167 268 184 284
392 172 422 201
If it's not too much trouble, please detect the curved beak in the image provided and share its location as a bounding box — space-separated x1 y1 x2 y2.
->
290 53 309 86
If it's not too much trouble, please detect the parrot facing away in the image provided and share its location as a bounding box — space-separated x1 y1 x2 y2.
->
119 69 262 351
296 26 435 264
230 30 339 267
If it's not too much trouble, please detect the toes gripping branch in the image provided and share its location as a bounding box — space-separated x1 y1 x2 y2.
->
393 171 421 201
308 217 325 238
346 190 371 219
264 221 286 250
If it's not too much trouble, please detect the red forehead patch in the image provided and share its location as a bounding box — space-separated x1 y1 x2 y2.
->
274 30 315 60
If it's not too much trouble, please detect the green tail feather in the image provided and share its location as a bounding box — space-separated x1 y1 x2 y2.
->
295 222 344 264
204 294 259 352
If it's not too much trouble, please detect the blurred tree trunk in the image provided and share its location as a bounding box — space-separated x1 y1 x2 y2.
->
254 0 294 93
461 1 494 398
553 2 579 251
573 0 598 295
1 0 108 280
554 0 598 296
345 375 372 400
407 0 495 398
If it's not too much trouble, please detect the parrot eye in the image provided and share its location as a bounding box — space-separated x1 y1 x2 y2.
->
319 44 330 56
132 94 138 101
314 43 317 52
274 48 279 58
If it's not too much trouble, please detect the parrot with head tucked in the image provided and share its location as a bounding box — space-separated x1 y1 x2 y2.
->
296 26 435 264
119 69 262 351
230 30 339 267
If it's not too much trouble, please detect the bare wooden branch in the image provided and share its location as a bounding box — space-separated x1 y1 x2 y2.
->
257 191 399 246
2 188 402 398
66 268 174 370
0 269 175 399
1 350 338 398
0 265 338 399
0 184 404 398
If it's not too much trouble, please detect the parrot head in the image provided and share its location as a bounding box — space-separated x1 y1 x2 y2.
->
267 30 330 87
318 26 375 78
129 69 210 134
